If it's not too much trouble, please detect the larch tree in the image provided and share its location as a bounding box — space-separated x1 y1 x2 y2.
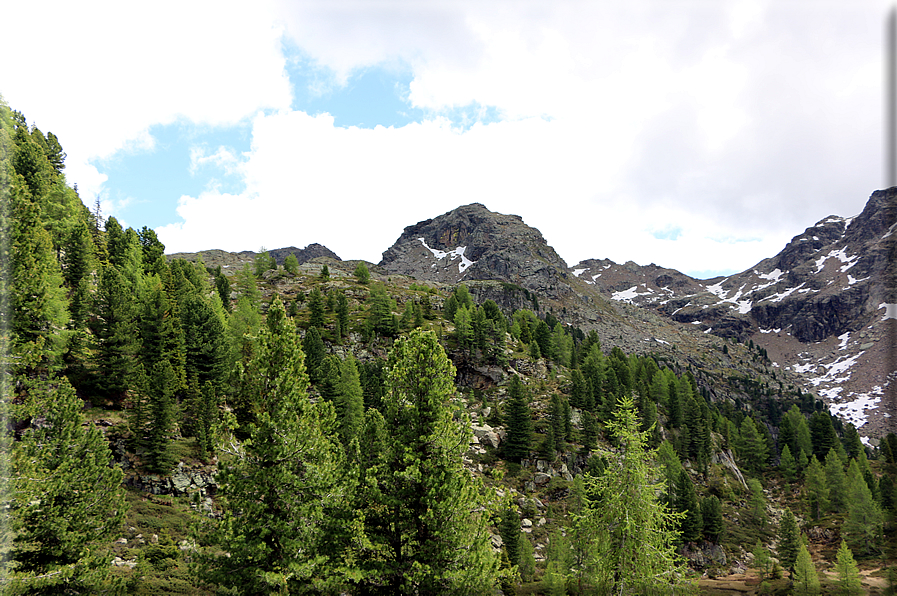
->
792 543 820 595
804 455 829 521
574 396 692 594
357 329 500 595
844 459 884 555
834 540 863 595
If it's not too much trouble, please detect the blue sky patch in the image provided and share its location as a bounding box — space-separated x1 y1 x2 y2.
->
93 121 251 228
651 226 683 241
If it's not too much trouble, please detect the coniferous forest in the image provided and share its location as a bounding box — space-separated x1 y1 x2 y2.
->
1 100 896 595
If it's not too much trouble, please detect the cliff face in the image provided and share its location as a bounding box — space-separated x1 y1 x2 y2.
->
379 203 574 301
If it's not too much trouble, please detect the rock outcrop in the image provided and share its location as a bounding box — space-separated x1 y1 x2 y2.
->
379 203 573 302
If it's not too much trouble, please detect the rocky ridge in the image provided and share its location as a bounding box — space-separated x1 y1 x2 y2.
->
571 189 897 440
379 203 574 302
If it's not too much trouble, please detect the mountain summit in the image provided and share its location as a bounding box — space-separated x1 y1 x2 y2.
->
379 203 572 300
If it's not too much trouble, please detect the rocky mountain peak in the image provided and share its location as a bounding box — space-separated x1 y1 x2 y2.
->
379 204 572 300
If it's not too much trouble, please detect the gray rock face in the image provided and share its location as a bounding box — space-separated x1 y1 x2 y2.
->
679 541 727 568
379 203 573 301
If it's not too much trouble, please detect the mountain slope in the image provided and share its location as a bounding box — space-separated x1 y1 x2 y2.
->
572 188 897 440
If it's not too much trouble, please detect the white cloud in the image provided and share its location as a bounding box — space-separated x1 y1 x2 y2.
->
3 1 888 277
1 0 292 205
158 109 788 275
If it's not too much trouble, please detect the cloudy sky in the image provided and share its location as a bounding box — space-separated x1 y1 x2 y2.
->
1 1 886 278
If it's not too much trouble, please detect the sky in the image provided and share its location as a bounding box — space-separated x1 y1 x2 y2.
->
0 1 887 278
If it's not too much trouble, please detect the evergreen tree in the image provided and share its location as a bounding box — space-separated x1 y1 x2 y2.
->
518 534 536 583
804 455 829 521
834 540 863 595
737 416 768 475
701 496 724 542
90 263 138 402
810 411 839 460
302 326 326 386
366 283 398 338
777 507 800 577
779 444 797 482
308 286 325 328
752 540 773 581
354 261 370 284
825 448 848 512
336 292 350 337
503 375 533 462
11 377 127 593
677 470 703 543
181 294 228 388
61 218 96 329
747 478 768 528
499 507 521 567
147 359 178 473
320 263 330 279
335 354 364 447
10 177 69 371
253 248 276 277
574 396 691 594
844 459 884 555
357 329 499 594
205 297 352 594
283 252 299 274
792 543 820 595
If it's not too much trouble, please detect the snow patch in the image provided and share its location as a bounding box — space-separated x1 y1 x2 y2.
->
417 238 477 274
828 386 884 428
572 268 586 277
837 332 850 350
814 248 859 274
758 328 782 334
878 303 897 320
612 286 654 303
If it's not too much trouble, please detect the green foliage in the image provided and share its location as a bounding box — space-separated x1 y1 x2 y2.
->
844 458 884 555
574 396 692 594
204 297 353 594
736 416 768 475
253 248 276 277
834 540 863 595
701 495 724 543
804 455 829 520
747 478 768 528
335 354 364 447
752 540 773 581
319 263 330 279
777 507 800 575
503 375 533 462
283 252 299 274
792 543 820 595
356 330 500 594
147 360 179 473
307 285 325 328
11 377 127 593
353 261 370 284
779 443 797 482
825 447 848 512
10 177 69 371
90 263 138 402
499 507 521 567
366 283 398 338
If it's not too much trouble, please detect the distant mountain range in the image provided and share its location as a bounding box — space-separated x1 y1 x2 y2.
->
171 188 896 440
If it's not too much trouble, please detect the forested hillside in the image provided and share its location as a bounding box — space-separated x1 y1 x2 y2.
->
2 102 896 595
